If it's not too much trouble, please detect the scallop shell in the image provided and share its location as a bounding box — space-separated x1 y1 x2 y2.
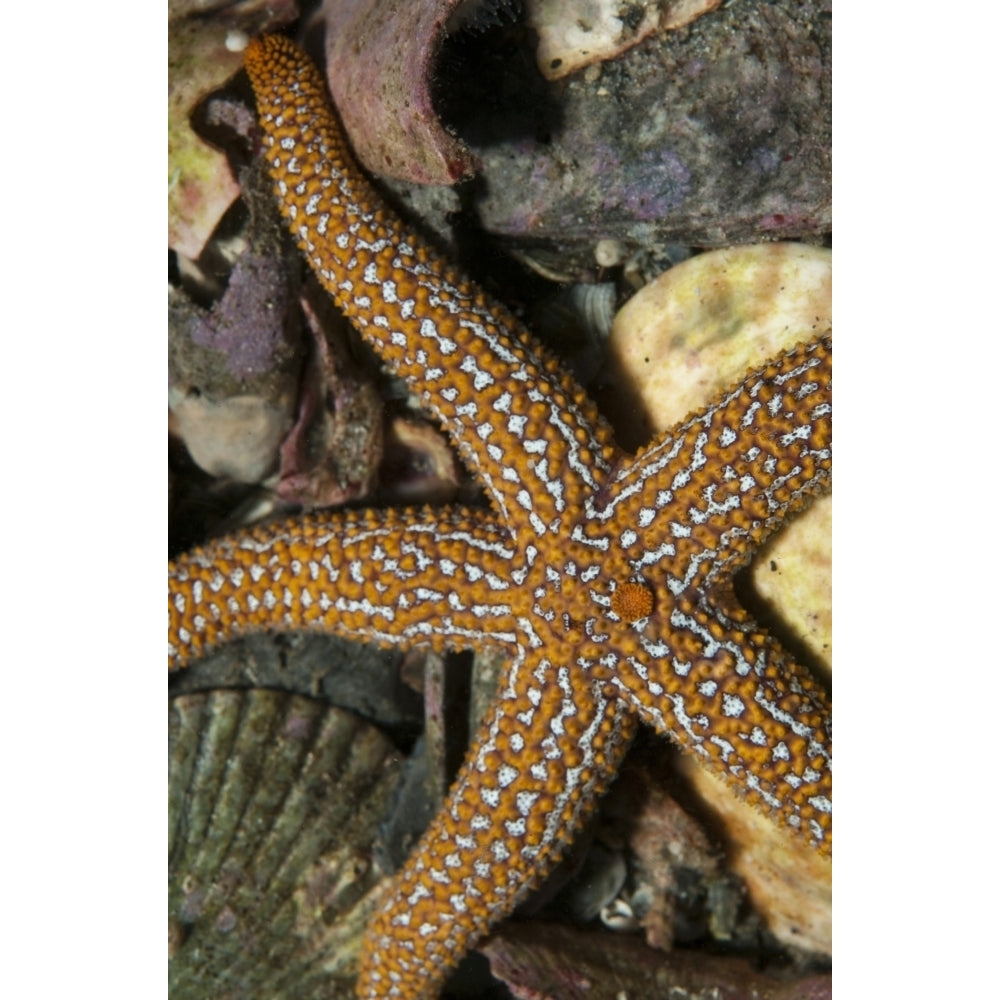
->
168 688 402 998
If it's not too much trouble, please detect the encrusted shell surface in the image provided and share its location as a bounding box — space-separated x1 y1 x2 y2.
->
168 688 403 998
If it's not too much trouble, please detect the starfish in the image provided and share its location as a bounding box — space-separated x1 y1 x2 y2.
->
168 34 832 1000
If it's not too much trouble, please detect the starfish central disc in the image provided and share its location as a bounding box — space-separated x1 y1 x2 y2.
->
611 581 655 621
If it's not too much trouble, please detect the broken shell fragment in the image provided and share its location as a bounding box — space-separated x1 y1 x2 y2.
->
607 242 832 446
528 0 722 80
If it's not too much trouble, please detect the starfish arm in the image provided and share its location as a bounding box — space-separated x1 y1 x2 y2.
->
614 582 831 852
168 506 520 670
357 657 637 999
244 35 618 535
583 336 831 593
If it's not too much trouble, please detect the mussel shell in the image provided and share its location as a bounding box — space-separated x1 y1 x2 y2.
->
169 688 402 998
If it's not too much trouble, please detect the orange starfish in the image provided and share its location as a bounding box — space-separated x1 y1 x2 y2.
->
168 35 832 999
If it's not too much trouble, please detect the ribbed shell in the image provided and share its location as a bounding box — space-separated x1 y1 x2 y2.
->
168 689 402 998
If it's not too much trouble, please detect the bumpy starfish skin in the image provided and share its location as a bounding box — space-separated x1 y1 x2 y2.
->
168 35 832 1000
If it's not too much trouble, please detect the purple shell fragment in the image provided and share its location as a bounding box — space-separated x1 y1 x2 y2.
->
322 0 477 183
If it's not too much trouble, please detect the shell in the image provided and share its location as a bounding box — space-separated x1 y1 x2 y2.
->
168 688 403 998
528 0 722 80
482 921 832 1000
168 0 298 258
